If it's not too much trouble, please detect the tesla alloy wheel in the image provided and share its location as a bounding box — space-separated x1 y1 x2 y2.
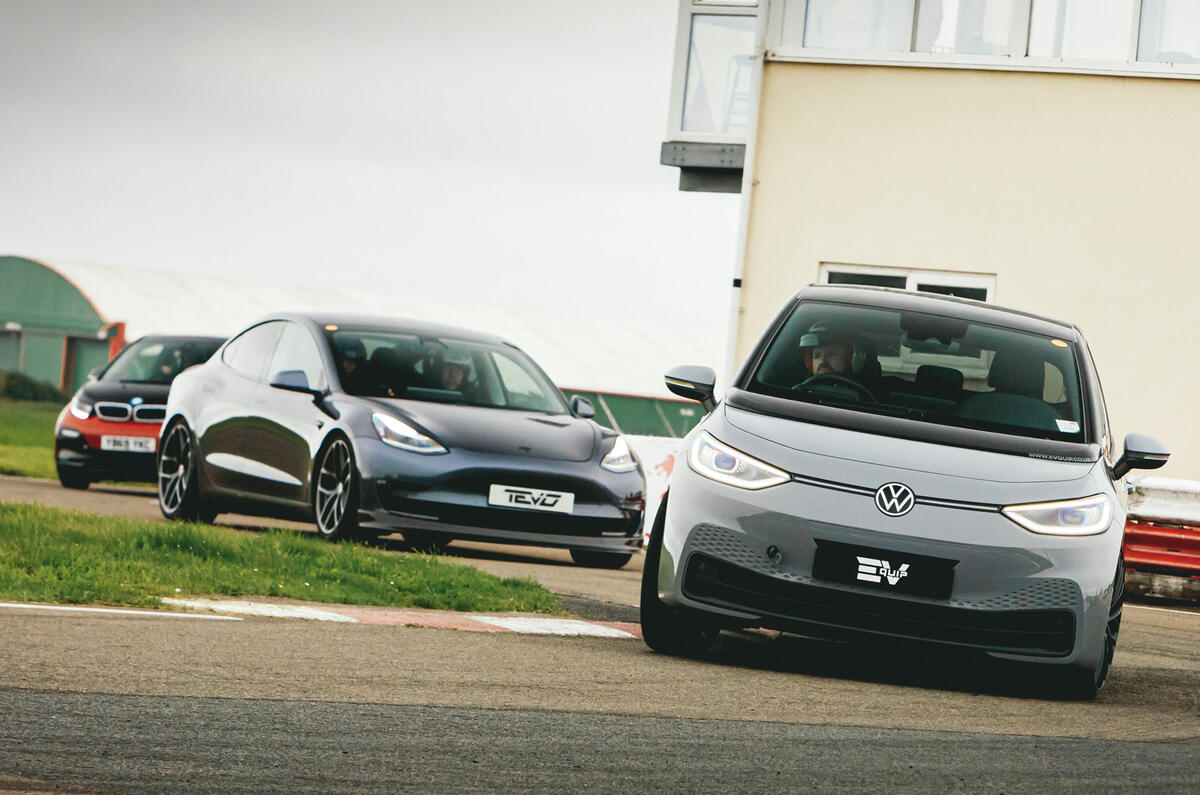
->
158 420 208 522
314 436 361 541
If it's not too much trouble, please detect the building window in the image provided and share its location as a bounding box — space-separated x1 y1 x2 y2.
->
1027 0 1136 61
820 263 996 302
914 0 1018 56
802 0 912 51
682 14 758 134
1137 0 1200 64
767 0 1200 78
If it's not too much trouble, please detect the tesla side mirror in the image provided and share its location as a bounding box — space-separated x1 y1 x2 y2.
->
665 365 717 414
86 367 101 382
1113 433 1170 480
569 395 595 419
270 370 322 397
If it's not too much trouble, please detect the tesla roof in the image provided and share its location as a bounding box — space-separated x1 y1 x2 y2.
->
33 257 714 400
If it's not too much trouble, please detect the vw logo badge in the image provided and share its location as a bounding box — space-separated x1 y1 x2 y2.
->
874 482 915 517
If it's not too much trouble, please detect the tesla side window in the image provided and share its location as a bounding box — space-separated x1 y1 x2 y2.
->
748 300 1087 442
268 323 327 392
103 338 222 384
222 321 285 381
489 350 559 412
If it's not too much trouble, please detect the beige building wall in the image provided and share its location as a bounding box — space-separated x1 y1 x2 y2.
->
739 62 1200 479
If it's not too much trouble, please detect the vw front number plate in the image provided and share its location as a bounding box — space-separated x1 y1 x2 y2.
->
488 484 574 514
101 435 156 454
812 539 956 599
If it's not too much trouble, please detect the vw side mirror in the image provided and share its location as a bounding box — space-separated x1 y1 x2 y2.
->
569 395 595 419
1113 433 1170 480
665 365 717 414
86 367 102 383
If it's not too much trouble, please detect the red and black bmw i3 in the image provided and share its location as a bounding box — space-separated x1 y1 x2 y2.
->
54 335 225 489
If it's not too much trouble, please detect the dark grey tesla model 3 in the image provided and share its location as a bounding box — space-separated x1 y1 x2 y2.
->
157 313 646 568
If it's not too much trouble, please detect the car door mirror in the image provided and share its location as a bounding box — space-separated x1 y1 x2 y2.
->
569 395 595 419
86 367 102 383
665 365 717 414
1113 433 1170 479
270 370 321 397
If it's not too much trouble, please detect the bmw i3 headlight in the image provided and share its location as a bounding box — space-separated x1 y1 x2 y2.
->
1001 494 1113 536
372 413 447 455
69 396 93 420
689 431 789 490
601 436 638 473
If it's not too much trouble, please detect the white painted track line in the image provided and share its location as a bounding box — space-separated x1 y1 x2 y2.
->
469 616 635 638
1126 604 1200 618
161 597 359 622
0 602 242 620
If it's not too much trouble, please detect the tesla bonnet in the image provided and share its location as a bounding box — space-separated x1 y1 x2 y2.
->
157 313 645 568
644 285 1169 698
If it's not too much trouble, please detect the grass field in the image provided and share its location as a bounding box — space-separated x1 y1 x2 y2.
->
0 399 60 478
0 501 559 613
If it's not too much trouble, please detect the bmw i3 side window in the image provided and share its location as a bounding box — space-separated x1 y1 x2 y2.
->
221 322 285 382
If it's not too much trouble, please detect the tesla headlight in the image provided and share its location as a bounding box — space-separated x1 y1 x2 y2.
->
69 396 93 420
1001 494 1113 536
601 436 637 473
371 413 447 455
688 431 789 490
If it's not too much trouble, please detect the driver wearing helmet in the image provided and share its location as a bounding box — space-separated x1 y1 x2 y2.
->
437 346 472 392
799 324 854 378
335 336 368 391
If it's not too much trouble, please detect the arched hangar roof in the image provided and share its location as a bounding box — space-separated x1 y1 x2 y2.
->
6 256 711 400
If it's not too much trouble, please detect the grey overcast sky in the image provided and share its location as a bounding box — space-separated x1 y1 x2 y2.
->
0 0 740 344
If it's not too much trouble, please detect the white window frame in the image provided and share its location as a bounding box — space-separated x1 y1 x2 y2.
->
666 0 764 144
766 0 1200 81
818 262 998 302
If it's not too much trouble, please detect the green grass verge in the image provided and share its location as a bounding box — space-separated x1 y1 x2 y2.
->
0 398 60 478
0 501 559 613
0 398 61 448
0 444 57 479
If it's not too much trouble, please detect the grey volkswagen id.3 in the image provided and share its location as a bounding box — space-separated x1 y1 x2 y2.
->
644 285 1169 697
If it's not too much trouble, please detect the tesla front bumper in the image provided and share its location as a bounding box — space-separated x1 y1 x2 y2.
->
353 438 645 553
659 463 1121 666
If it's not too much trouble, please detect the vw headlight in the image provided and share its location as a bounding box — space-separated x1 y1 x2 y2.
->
1002 494 1113 536
372 413 447 455
69 396 93 420
688 431 789 490
601 436 638 473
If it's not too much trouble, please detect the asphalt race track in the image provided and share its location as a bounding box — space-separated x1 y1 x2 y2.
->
2 474 1199 791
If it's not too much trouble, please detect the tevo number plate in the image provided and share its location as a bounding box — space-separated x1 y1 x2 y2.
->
488 484 574 514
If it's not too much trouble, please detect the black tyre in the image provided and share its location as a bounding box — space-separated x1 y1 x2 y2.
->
402 529 452 553
1058 554 1124 700
157 419 205 521
56 465 90 490
570 549 634 569
314 436 361 541
639 495 717 657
